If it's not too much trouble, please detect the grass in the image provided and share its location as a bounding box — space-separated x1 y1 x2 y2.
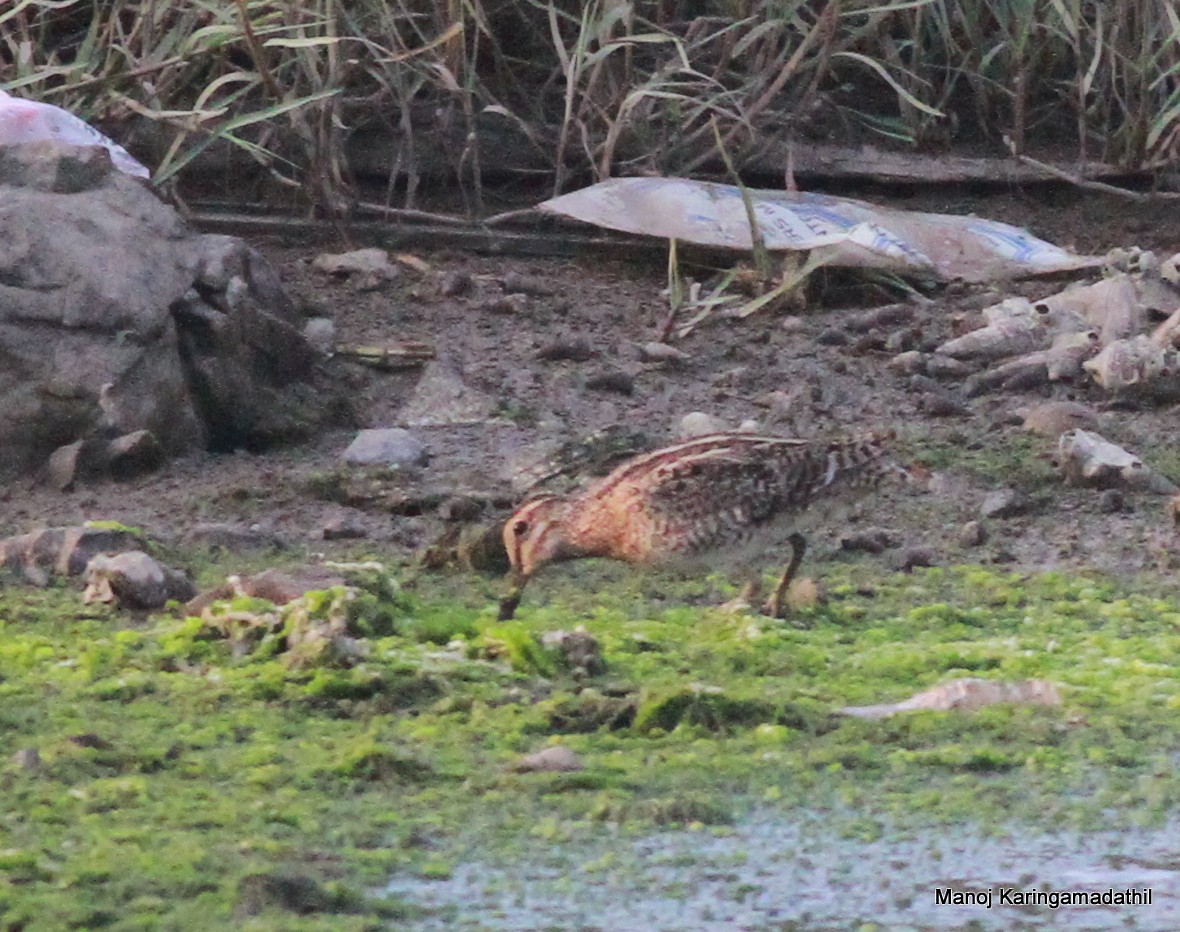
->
2 552 1180 926
4 1 1180 211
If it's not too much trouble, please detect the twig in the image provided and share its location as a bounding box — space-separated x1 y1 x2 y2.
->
1007 141 1180 202
353 201 470 225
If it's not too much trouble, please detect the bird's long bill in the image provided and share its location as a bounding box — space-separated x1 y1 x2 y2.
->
498 570 529 621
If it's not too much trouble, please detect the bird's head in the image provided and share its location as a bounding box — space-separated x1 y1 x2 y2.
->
498 495 573 620
502 495 573 579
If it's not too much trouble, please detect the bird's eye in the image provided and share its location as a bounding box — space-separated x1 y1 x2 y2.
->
513 520 530 537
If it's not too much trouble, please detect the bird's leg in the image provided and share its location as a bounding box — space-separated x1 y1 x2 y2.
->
498 571 529 621
763 532 807 619
720 572 763 613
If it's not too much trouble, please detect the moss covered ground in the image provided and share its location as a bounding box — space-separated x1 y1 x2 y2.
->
2 553 1180 929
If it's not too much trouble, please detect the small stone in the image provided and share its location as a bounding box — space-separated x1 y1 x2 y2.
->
400 361 497 426
437 495 484 523
926 355 977 379
11 747 41 771
83 550 196 610
816 327 849 346
311 247 398 281
1097 489 1126 514
1019 401 1099 438
889 547 938 572
480 294 529 314
321 513 367 540
637 341 690 364
981 487 1031 519
542 627 606 675
847 302 917 333
303 317 336 355
439 270 473 296
107 429 164 478
919 394 972 418
46 440 84 491
958 520 988 547
840 528 901 554
537 337 593 362
585 370 634 396
513 745 584 773
884 328 919 353
502 272 554 296
888 351 927 375
342 428 427 468
679 412 727 438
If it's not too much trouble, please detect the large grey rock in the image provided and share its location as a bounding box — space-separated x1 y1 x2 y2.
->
0 140 347 480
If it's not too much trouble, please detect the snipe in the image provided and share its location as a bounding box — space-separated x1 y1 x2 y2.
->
499 430 901 620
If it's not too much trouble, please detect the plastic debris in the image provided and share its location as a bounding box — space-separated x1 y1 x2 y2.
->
539 178 1100 283
0 88 149 179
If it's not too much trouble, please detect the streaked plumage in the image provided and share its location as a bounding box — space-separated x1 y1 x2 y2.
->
499 430 900 619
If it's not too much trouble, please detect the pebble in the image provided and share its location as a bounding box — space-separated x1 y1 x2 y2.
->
840 527 901 554
816 327 849 346
586 370 635 396
980 487 1031 519
889 547 938 572
302 317 336 355
513 745 584 773
919 393 972 418
679 412 727 438
342 428 428 468
537 337 593 362
1097 489 1126 514
439 270 473 296
958 520 988 547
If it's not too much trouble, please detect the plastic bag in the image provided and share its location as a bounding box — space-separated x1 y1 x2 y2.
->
0 88 150 179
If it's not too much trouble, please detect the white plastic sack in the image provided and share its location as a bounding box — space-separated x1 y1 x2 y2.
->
540 178 1100 283
0 88 150 179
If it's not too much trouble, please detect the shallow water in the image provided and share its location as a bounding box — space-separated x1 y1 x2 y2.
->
386 810 1180 930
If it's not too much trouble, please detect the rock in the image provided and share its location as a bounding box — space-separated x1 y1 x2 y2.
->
185 523 284 553
884 328 920 353
1056 429 1178 493
107 429 164 478
980 488 1031 519
0 524 146 579
399 361 497 426
512 745 584 773
83 550 196 610
678 411 727 438
958 520 988 547
839 527 900 554
637 342 690 364
235 872 333 919
888 350 927 375
542 627 606 675
321 513 368 541
311 247 398 280
302 317 336 356
439 269 473 296
1097 489 1126 513
342 428 427 468
46 440 85 491
437 495 484 523
0 141 344 480
1019 400 1099 437
926 355 977 380
502 271 554 296
889 547 938 572
815 327 849 346
11 747 41 771
847 302 917 333
585 370 634 396
918 394 972 417
480 294 529 315
536 337 593 362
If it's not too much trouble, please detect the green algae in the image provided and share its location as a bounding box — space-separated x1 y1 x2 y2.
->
2 558 1180 927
